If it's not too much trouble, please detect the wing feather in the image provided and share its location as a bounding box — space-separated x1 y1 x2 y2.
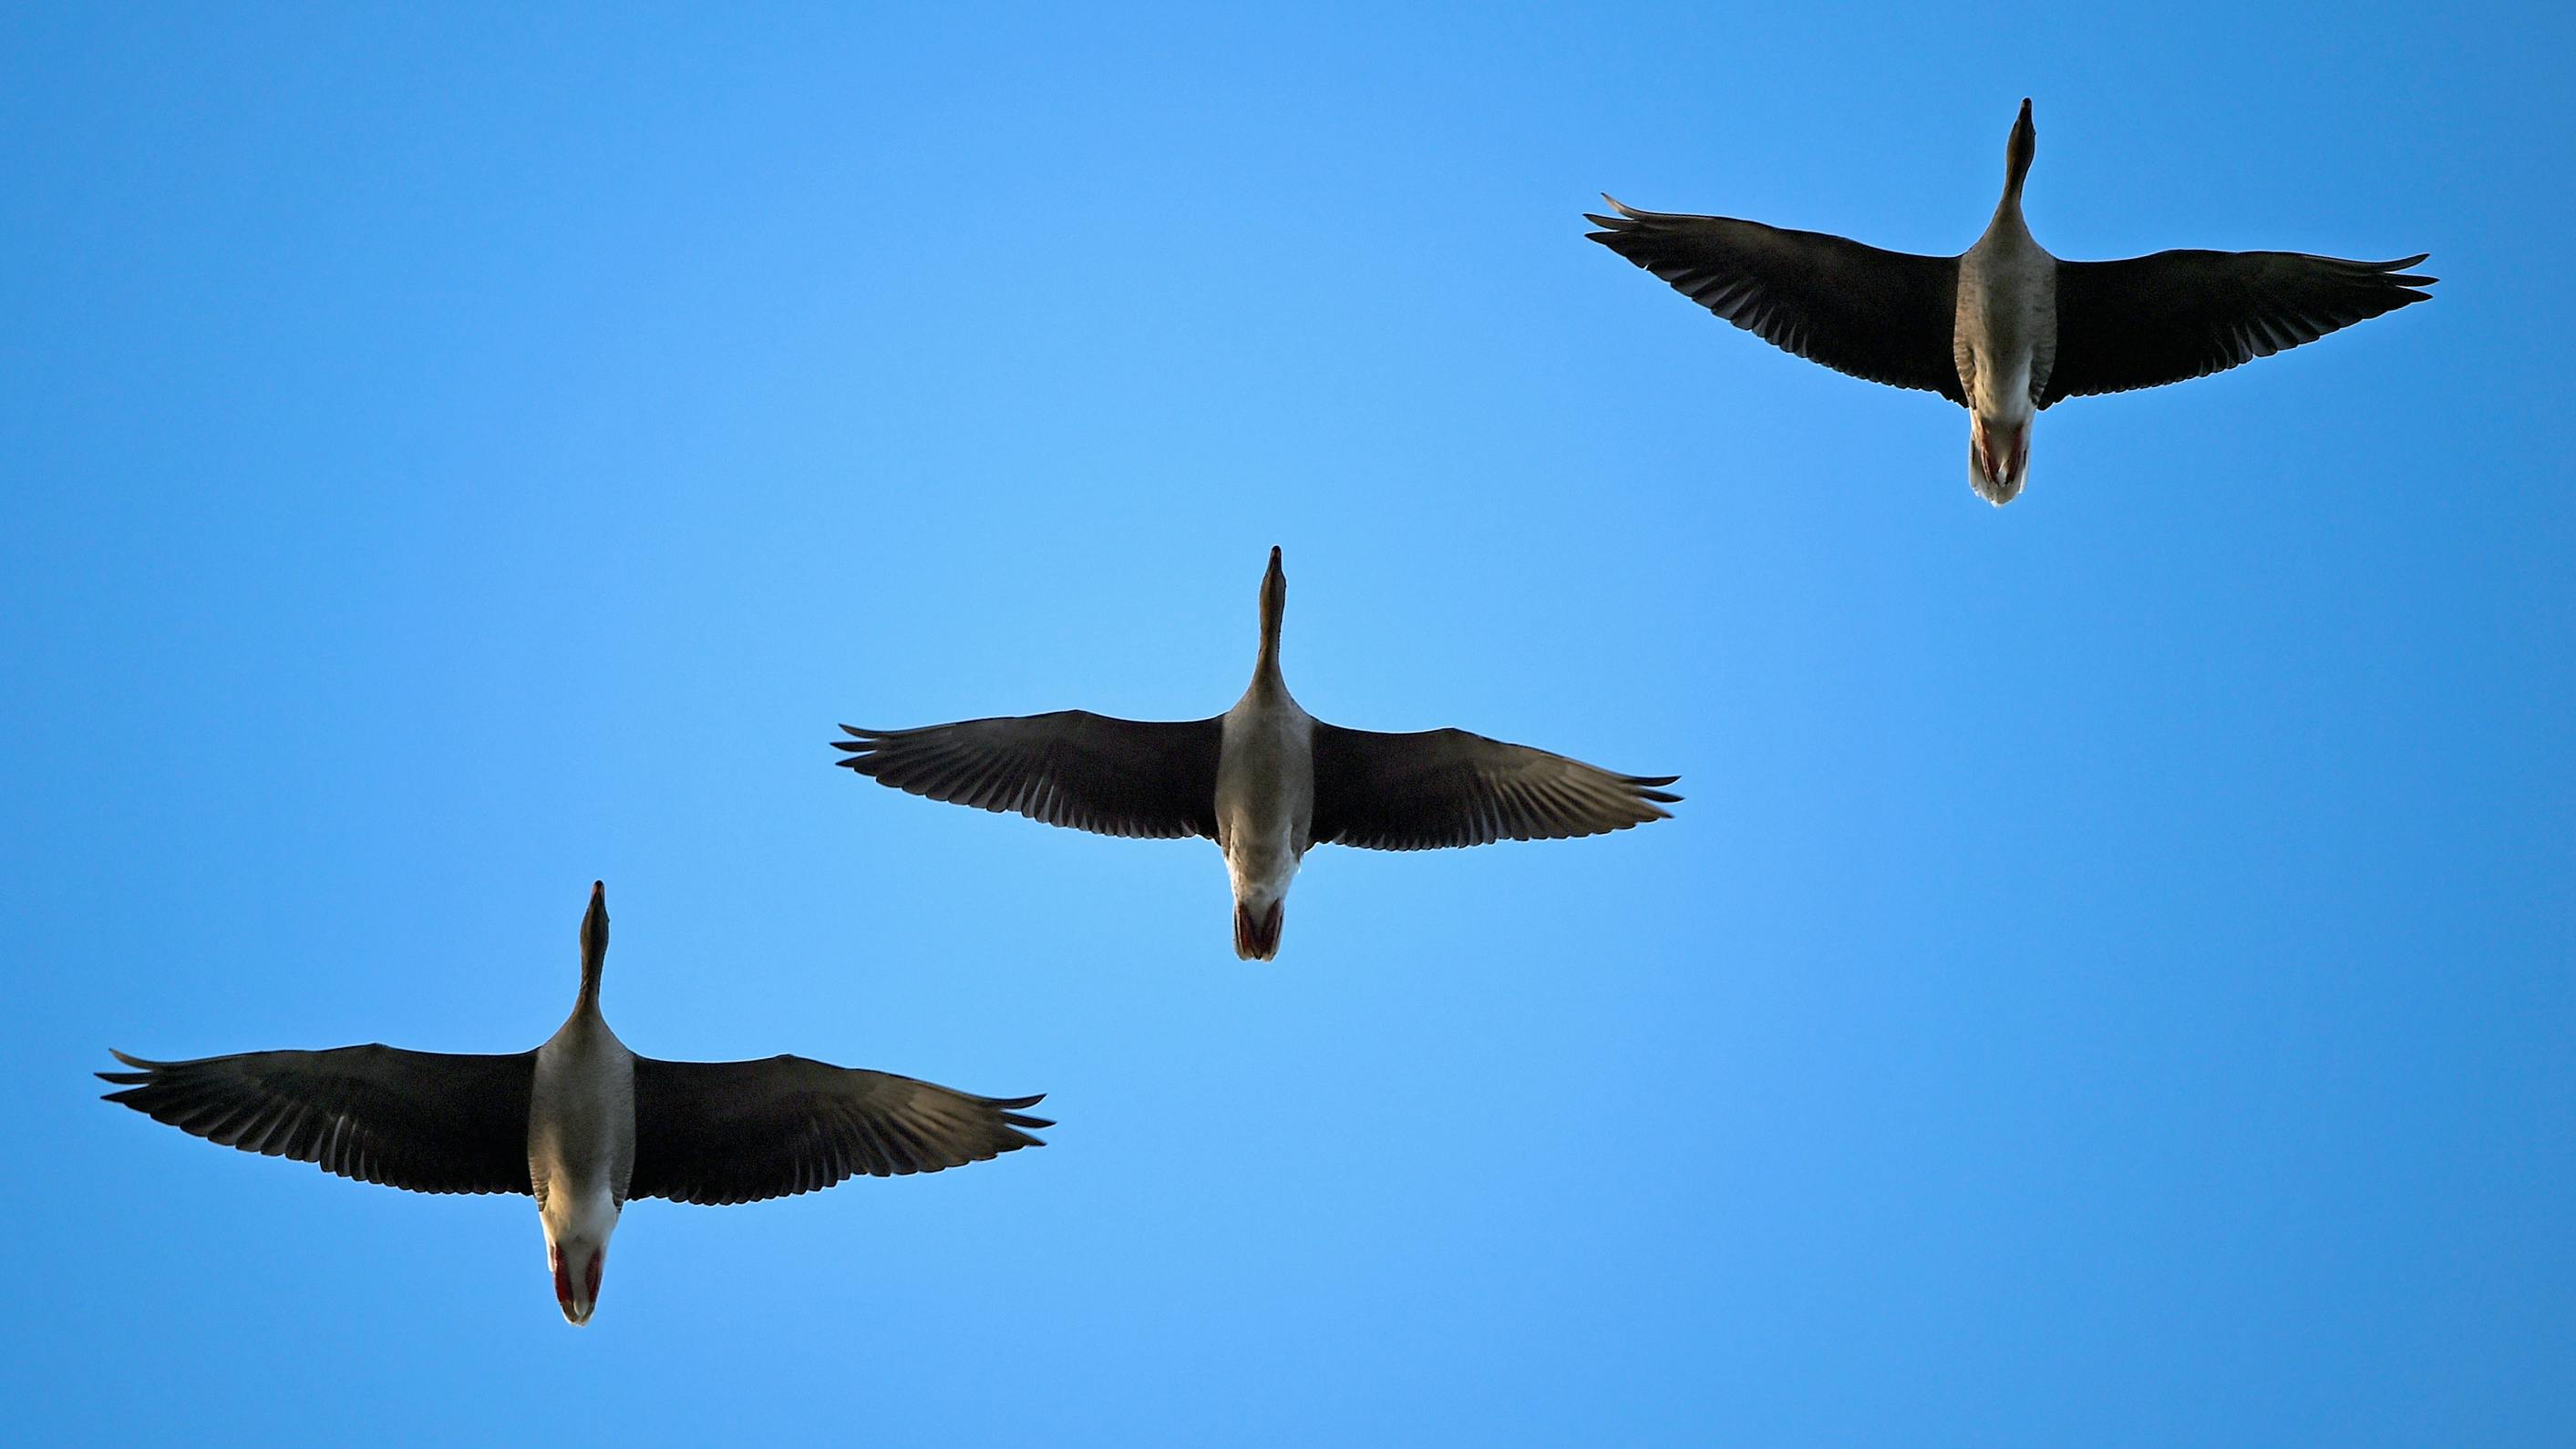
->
1588 198 1965 403
835 712 1222 840
1309 723 1681 852
629 1055 1048 1208
2042 251 2433 405
99 1045 535 1196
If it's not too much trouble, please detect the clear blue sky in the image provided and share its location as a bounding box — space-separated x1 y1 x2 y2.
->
4 3 2569 1444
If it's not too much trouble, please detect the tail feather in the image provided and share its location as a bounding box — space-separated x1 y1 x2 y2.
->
1232 899 1284 961
1971 414 2030 505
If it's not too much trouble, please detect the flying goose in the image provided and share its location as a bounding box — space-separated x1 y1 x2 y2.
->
99 882 1047 1325
835 548 1679 961
1587 99 2436 504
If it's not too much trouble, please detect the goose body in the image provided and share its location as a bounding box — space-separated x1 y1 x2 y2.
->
837 548 1679 961
1953 148 2055 498
1214 645 1315 960
1589 99 2436 504
527 925 634 1324
100 883 1048 1325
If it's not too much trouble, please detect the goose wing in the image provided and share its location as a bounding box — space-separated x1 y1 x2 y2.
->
628 1055 1049 1207
2042 251 2434 405
1308 723 1680 851
834 713 1223 840
98 1045 535 1195
1586 198 1965 403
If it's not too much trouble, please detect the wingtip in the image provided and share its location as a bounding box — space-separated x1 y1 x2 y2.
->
995 1091 1054 1138
1588 193 1648 223
99 1049 156 1090
833 725 893 758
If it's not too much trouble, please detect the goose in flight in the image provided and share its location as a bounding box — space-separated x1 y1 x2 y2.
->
1587 99 2436 504
99 882 1047 1325
836 548 1680 961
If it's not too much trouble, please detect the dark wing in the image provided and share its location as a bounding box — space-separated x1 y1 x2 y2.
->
628 1055 1049 1207
835 712 1223 840
2041 251 2434 406
1586 197 1965 403
98 1045 535 1196
1308 723 1681 852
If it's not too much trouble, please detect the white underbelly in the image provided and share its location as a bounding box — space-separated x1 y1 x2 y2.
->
1224 827 1301 909
1973 355 2035 422
530 1032 634 1226
1958 231 2054 417
1215 704 1313 907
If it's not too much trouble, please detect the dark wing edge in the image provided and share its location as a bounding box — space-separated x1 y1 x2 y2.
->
1585 195 1966 403
2042 250 2435 406
98 1045 536 1197
1309 722 1683 852
833 711 1223 840
628 1054 1050 1208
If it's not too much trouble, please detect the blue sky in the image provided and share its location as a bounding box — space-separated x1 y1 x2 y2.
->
4 3 2569 1443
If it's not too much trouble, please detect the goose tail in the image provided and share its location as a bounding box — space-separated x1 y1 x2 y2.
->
1232 899 1285 961
1971 414 2030 505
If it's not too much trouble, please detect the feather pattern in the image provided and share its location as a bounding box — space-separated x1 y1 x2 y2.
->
2042 251 2434 405
834 714 1222 840
98 1045 536 1196
628 1055 1049 1207
1586 198 1966 403
1310 724 1681 851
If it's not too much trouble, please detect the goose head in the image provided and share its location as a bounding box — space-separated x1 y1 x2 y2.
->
574 879 610 1009
1260 545 1286 627
2003 98 2036 201
1255 546 1288 673
580 880 608 969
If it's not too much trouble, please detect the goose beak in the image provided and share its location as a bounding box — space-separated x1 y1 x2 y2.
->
1265 545 1283 581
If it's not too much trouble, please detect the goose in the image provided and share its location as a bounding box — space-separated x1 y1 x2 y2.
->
98 882 1047 1325
835 547 1679 961
1586 99 2436 504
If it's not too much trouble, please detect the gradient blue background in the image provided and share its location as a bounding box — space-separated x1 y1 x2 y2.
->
5 4 2568 1443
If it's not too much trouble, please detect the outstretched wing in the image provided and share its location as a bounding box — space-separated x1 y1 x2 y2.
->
1587 197 1965 403
1309 723 1681 852
628 1054 1050 1207
835 713 1223 840
99 1045 535 1196
2042 250 2434 406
